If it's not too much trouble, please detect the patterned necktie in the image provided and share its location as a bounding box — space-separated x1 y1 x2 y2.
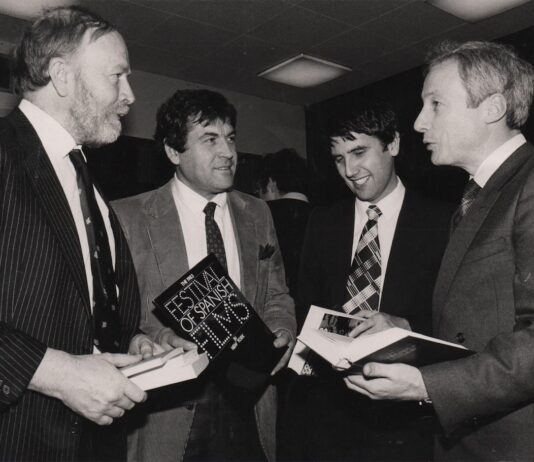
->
203 201 227 271
69 149 121 352
451 179 482 230
344 205 382 314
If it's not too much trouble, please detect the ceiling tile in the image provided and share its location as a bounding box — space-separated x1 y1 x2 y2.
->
141 14 236 55
209 35 293 74
359 1 464 47
302 68 380 104
125 0 192 15
0 14 27 44
310 27 398 67
474 0 534 37
247 5 352 50
128 43 191 78
174 0 292 33
298 0 411 27
78 0 169 44
177 57 247 89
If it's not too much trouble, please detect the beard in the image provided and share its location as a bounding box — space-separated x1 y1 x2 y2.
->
69 75 125 148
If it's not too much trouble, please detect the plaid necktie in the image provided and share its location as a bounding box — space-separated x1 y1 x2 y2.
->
204 201 228 271
69 149 121 352
344 205 382 314
451 179 481 231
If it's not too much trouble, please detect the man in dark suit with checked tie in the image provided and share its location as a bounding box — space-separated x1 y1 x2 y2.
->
0 7 159 461
291 102 452 461
343 40 534 461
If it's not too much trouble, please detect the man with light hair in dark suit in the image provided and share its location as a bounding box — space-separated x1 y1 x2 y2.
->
343 40 534 461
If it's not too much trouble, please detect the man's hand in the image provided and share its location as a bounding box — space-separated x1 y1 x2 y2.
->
271 329 295 376
343 362 428 401
129 334 164 359
29 348 147 425
349 310 411 337
155 327 197 351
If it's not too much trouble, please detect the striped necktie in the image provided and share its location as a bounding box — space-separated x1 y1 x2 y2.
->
343 205 382 314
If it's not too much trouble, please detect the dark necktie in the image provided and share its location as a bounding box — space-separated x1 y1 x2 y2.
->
344 205 382 314
69 149 121 352
451 179 482 231
203 201 227 271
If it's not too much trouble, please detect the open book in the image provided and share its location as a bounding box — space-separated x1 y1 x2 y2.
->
121 348 209 391
290 306 473 374
288 306 362 375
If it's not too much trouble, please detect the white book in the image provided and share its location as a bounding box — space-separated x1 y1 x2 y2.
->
121 348 209 391
288 305 363 375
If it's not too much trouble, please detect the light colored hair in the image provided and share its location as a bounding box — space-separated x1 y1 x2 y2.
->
425 40 534 129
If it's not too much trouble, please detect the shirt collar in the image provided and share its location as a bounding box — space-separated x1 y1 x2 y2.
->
173 174 228 214
473 133 526 187
19 99 78 160
355 176 405 219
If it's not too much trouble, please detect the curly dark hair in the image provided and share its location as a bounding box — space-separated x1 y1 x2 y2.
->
155 89 237 152
328 101 398 148
13 6 115 95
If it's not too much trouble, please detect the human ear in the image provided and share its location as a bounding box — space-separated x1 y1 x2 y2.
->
164 144 181 165
387 132 400 157
484 93 507 124
48 57 70 97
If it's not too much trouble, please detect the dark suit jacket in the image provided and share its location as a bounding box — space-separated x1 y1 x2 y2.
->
293 188 452 461
298 188 452 333
267 198 311 299
422 142 534 460
0 109 140 461
113 180 296 462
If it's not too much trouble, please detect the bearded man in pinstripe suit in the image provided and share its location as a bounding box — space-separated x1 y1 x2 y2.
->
0 7 158 461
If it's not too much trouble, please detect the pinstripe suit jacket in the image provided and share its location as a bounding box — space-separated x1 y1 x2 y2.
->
0 109 140 461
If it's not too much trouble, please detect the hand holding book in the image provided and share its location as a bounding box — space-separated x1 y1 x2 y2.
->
348 310 412 338
343 362 430 402
129 333 165 359
271 329 295 375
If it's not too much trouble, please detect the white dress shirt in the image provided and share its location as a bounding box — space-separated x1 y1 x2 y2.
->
473 133 526 187
351 177 405 309
171 175 241 289
19 99 116 310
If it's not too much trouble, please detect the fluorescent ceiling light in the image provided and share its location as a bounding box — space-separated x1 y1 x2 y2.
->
258 54 351 88
427 0 530 22
0 0 78 21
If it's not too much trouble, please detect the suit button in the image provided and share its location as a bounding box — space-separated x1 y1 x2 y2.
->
2 384 10 396
456 333 465 343
71 417 79 434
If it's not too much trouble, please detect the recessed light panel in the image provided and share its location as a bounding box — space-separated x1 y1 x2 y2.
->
427 0 530 22
258 54 351 88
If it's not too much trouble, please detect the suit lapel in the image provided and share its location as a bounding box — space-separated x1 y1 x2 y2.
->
334 200 356 306
228 192 258 303
8 109 90 315
380 191 410 315
145 180 189 288
433 144 532 322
